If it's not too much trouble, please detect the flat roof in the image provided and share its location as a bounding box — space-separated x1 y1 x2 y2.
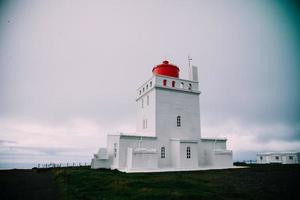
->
201 137 227 141
257 151 300 155
170 138 199 143
120 135 157 139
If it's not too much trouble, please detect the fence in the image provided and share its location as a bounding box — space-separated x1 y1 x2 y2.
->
36 162 90 169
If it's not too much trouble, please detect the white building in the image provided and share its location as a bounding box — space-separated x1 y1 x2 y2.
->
257 152 300 164
91 60 233 172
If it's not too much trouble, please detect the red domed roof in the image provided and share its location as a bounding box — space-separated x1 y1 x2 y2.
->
152 60 180 78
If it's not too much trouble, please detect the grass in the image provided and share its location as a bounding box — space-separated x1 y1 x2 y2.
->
52 164 300 200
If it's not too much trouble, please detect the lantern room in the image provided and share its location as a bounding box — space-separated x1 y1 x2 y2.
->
152 60 180 78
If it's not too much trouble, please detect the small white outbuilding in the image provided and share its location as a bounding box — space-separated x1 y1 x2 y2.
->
257 152 300 164
91 60 233 172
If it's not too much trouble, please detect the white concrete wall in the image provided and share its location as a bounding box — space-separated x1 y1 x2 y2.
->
155 87 201 140
91 158 111 169
107 135 120 169
127 148 158 169
118 135 157 169
257 153 300 164
212 150 233 167
170 140 180 168
136 84 156 136
257 155 268 164
267 154 283 163
198 139 228 166
179 142 198 169
135 74 201 169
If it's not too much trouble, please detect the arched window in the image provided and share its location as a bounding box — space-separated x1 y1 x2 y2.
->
177 116 181 127
172 81 175 87
161 147 166 158
139 90 141 95
188 83 192 90
143 87 145 92
146 84 148 90
180 82 184 89
163 79 167 86
150 81 152 87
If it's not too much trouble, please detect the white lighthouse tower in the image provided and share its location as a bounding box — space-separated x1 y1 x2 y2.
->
91 60 233 172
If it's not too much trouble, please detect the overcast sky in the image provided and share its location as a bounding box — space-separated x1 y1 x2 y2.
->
0 0 299 167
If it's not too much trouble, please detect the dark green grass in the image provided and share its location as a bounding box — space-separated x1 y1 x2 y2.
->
52 164 300 200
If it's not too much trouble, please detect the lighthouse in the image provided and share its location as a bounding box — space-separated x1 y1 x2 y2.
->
91 60 233 172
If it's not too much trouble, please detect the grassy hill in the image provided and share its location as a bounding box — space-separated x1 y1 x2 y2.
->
52 164 300 200
1 164 299 200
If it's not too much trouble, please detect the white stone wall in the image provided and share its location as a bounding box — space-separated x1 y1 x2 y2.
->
118 135 157 169
212 150 233 167
155 78 201 168
91 158 111 169
257 152 300 164
155 88 201 140
198 139 227 166
179 142 198 169
126 148 158 169
170 140 180 168
136 88 156 136
107 135 120 169
136 74 201 169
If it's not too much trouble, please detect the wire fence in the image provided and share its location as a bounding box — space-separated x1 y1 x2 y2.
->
36 162 90 169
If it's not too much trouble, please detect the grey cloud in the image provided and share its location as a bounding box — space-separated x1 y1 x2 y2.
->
0 139 17 145
253 126 300 143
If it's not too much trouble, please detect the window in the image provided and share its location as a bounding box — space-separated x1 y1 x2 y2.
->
161 147 165 158
150 81 152 87
289 156 293 160
143 119 147 129
114 143 117 158
147 95 149 105
177 116 181 127
139 90 141 95
180 82 184 88
275 156 279 160
163 79 167 86
141 98 144 108
188 83 192 90
260 156 263 160
146 84 148 90
172 81 175 87
143 87 145 92
187 146 191 159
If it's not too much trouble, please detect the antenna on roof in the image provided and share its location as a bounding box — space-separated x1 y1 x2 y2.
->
188 55 192 68
188 55 192 80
